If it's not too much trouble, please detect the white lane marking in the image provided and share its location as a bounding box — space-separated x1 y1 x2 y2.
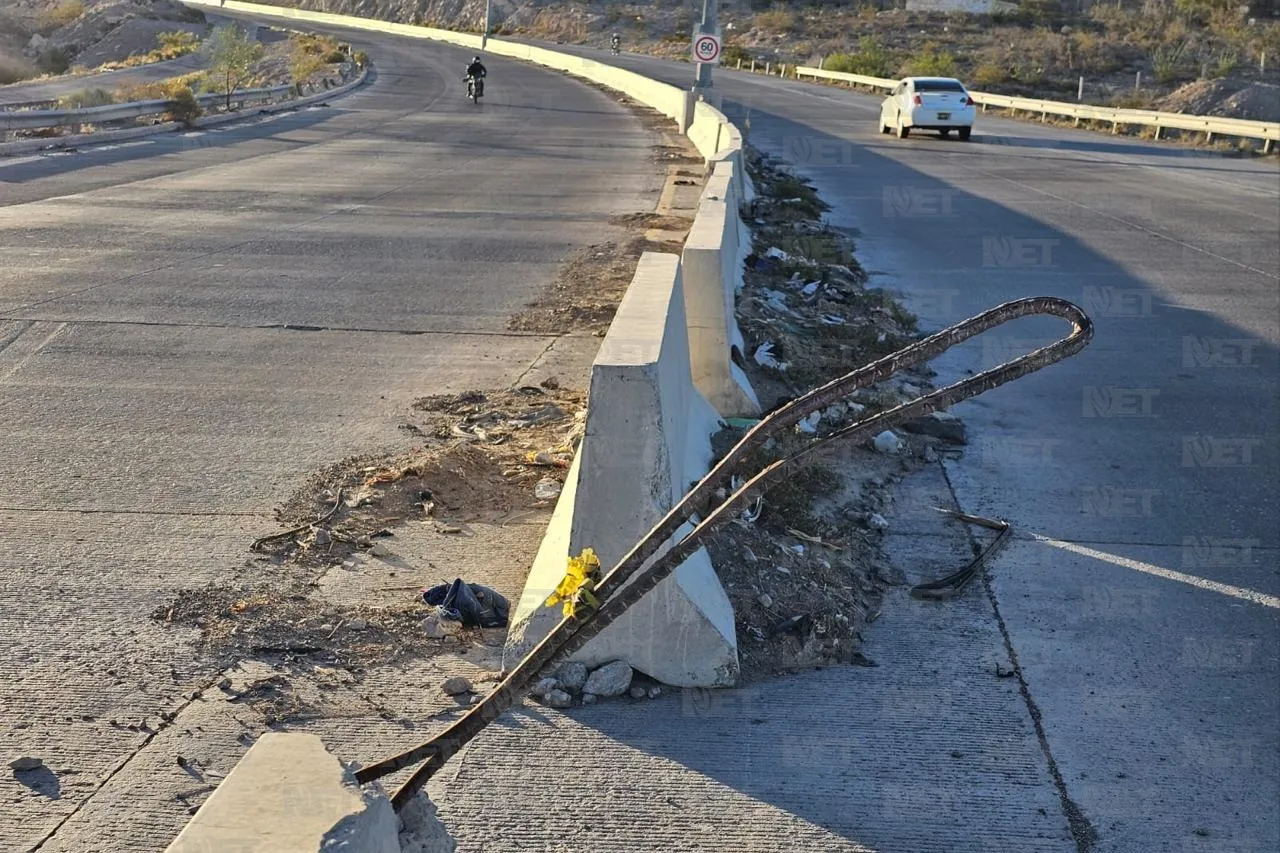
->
1031 534 1280 609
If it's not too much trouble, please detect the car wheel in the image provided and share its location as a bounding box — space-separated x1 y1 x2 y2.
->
895 115 909 138
958 126 972 141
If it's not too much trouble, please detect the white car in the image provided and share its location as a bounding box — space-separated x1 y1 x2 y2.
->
880 77 977 140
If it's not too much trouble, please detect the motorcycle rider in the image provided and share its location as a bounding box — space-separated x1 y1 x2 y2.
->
610 32 621 54
464 55 487 98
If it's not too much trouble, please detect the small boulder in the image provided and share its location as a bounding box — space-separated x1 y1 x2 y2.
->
543 689 574 709
556 662 589 693
867 513 890 531
902 411 967 445
533 677 559 698
9 756 42 772
582 694 598 705
629 686 647 700
583 660 632 698
441 676 472 696
872 430 902 454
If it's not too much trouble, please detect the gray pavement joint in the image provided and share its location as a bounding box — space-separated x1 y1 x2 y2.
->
939 459 1101 853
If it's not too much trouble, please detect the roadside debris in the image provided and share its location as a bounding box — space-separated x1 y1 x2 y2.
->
421 580 510 629
697 146 962 681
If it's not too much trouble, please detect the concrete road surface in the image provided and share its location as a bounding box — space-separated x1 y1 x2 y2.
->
436 44 1279 853
0 24 663 852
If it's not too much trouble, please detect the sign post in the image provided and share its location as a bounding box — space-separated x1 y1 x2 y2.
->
691 0 720 102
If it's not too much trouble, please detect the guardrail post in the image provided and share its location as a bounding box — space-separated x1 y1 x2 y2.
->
736 58 741 69
1153 125 1162 140
765 62 771 75
1265 138 1273 155
750 59 756 72
1205 130 1214 144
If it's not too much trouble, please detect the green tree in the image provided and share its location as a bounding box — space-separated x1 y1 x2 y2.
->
203 24 264 110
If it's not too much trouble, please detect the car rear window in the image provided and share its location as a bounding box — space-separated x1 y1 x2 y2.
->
914 80 966 92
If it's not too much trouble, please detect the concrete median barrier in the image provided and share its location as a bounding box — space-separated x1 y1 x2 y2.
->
182 0 751 689
504 253 738 688
681 161 759 417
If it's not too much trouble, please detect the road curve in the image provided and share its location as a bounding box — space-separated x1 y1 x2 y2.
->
0 23 662 853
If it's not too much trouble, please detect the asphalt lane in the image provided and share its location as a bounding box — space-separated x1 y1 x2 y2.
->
531 46 1280 852
0 25 662 853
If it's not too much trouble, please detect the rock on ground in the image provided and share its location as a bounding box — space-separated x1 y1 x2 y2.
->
543 689 574 708
441 676 472 696
555 661 589 693
902 411 966 444
582 660 632 698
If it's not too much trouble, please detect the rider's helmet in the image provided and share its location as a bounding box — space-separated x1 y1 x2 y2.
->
473 56 481 63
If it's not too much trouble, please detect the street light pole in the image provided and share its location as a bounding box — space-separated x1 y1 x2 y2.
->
482 0 491 50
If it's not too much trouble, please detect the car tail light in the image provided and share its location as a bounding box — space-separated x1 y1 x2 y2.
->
965 96 975 106
913 95 922 105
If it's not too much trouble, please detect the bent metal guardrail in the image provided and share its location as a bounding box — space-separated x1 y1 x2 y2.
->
793 65 1280 153
0 84 297 133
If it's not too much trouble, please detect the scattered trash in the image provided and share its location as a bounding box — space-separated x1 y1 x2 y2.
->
765 247 789 261
723 417 760 430
421 579 510 629
421 611 461 638
754 341 787 370
868 513 890 531
525 449 573 468
796 411 821 434
757 593 774 608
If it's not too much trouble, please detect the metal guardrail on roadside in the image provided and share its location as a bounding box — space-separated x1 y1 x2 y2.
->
792 65 1280 153
1 83 299 133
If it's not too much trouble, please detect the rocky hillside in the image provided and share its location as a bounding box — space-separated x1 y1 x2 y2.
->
265 0 1280 117
1 0 206 83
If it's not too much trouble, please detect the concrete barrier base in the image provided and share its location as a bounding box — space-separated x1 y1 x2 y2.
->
164 732 400 853
504 254 738 688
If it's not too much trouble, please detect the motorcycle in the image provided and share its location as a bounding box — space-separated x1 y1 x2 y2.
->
610 41 620 56
464 74 484 104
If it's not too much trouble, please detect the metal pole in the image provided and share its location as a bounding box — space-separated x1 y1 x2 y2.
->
1135 70 1141 91
1077 75 1083 101
692 0 718 98
482 0 490 50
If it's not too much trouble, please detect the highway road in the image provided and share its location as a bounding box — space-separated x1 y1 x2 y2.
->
0 23 664 852
496 45 1280 853
2 11 1277 853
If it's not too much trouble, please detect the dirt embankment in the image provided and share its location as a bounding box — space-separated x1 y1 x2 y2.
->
1 0 207 83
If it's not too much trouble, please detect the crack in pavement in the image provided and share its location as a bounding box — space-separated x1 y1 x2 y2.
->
0 315 556 337
27 675 230 853
938 460 1100 853
0 506 269 518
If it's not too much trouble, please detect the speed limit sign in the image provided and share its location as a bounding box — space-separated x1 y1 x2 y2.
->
692 32 721 64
